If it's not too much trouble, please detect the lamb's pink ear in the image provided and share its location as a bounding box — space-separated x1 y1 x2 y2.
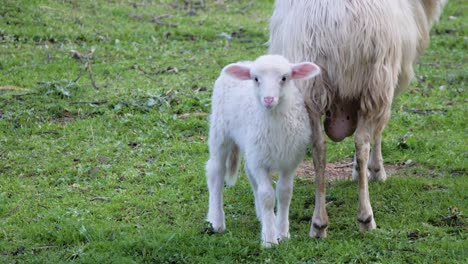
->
291 62 320 80
223 64 251 80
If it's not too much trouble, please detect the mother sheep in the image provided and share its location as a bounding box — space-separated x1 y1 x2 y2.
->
269 0 447 238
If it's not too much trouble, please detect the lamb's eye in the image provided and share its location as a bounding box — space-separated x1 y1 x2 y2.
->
254 77 259 83
281 76 287 82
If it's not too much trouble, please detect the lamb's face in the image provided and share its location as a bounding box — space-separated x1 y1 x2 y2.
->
250 67 291 109
223 55 321 110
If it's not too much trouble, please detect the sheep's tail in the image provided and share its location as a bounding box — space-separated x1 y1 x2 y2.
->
224 144 241 187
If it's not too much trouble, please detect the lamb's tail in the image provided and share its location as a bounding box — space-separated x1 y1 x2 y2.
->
224 144 241 187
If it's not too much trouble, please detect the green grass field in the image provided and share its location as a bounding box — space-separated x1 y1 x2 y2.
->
1 0 466 263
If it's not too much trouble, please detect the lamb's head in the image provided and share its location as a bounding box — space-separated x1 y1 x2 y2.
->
223 55 320 109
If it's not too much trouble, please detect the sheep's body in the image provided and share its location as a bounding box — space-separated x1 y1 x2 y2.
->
269 0 446 238
206 55 319 246
270 0 446 112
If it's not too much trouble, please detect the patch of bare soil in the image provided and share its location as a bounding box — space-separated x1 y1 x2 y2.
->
296 159 405 181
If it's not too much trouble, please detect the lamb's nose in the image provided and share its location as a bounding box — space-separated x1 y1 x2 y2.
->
264 96 274 105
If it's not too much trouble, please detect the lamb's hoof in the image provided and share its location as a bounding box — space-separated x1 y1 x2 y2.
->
310 222 328 238
204 221 225 234
214 226 225 233
358 216 377 232
261 230 280 248
213 224 226 233
277 232 290 242
261 239 279 248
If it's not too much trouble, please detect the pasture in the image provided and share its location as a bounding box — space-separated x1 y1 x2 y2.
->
0 0 466 262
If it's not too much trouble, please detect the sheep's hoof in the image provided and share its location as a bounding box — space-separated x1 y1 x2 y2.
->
309 222 328 239
369 168 387 181
358 216 377 232
352 167 387 182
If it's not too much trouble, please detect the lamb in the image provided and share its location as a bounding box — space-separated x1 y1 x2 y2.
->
205 55 320 247
268 0 447 238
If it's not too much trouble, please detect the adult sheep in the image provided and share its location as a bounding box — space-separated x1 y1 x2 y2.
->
268 0 447 238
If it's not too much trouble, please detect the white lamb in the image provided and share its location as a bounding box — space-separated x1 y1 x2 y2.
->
206 55 320 247
269 0 447 238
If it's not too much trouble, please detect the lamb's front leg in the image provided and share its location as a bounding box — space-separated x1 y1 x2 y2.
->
250 165 277 247
245 165 262 220
276 169 295 241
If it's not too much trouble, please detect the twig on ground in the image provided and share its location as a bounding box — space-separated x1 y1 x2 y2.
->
69 100 107 105
73 65 86 83
12 92 37 98
90 196 110 201
178 112 208 119
85 49 99 90
332 162 354 168
152 14 177 27
32 246 60 253
153 14 171 21
38 203 51 209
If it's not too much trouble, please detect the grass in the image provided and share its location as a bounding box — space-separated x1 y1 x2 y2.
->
0 0 466 263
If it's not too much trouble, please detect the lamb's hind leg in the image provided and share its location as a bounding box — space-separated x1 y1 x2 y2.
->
206 144 230 232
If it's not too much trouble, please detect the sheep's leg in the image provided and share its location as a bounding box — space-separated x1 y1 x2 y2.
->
276 169 295 241
206 146 230 232
249 164 277 247
368 132 387 181
354 116 377 232
352 152 372 181
352 132 387 181
308 111 329 238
